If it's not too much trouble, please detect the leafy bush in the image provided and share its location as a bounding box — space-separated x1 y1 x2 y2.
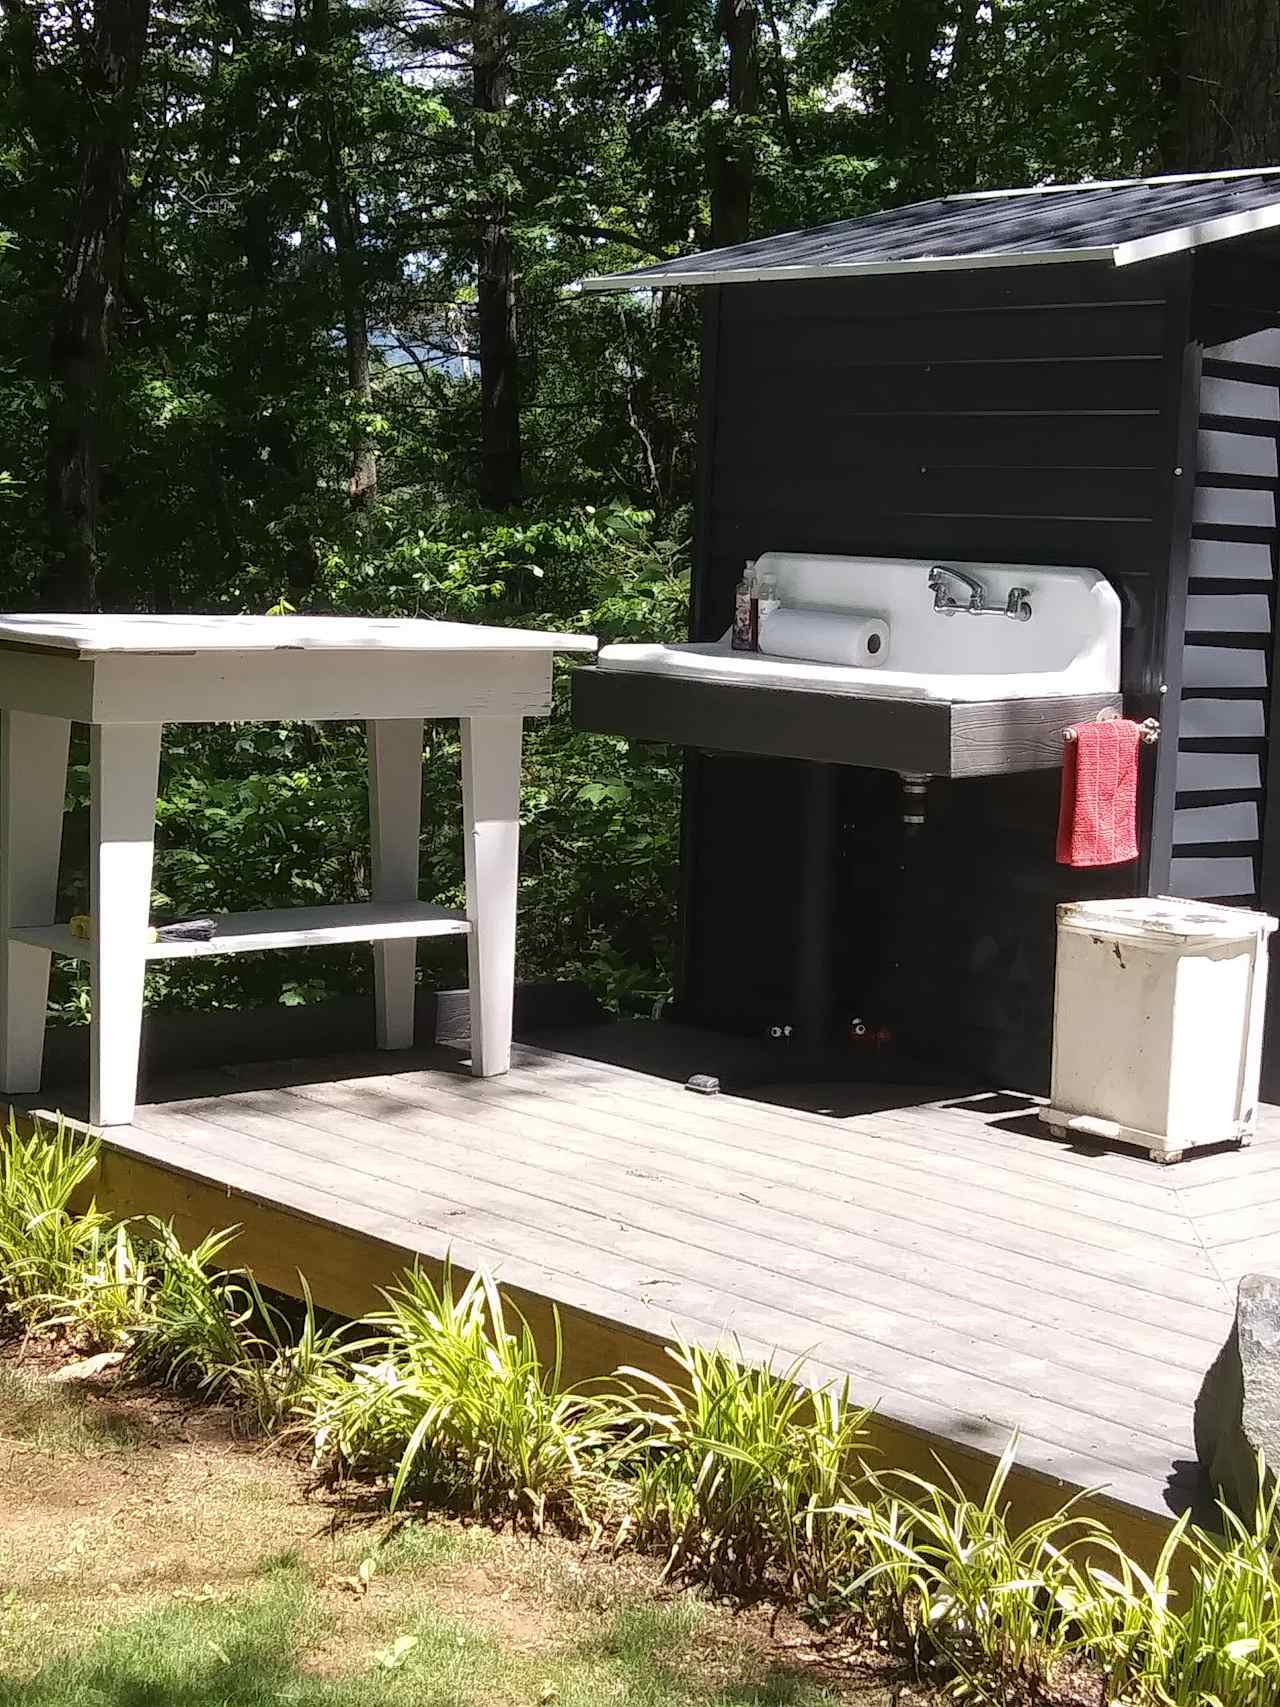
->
229 1272 354 1433
11 1151 1280 1707
123 1220 249 1394
845 1438 1107 1696
45 1219 154 1347
0 1114 107 1326
300 1262 624 1530
619 1339 871 1599
1069 1471 1280 1707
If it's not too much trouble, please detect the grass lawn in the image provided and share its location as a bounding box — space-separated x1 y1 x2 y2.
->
0 1352 915 1707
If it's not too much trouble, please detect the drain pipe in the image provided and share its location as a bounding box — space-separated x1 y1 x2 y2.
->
899 771 931 832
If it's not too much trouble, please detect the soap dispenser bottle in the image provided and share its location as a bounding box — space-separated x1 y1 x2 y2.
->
732 561 757 651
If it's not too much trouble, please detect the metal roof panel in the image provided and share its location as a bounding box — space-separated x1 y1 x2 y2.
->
575 171 1280 292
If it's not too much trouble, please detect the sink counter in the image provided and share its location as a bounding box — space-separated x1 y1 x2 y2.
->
572 665 1123 777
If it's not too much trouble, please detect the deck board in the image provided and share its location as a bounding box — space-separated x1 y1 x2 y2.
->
32 1023 1280 1532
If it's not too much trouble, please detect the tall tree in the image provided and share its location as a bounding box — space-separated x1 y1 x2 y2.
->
1180 0 1280 167
710 0 759 246
473 0 520 509
310 0 377 506
43 0 152 609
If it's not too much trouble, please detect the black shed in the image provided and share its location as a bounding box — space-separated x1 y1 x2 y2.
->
572 171 1280 1090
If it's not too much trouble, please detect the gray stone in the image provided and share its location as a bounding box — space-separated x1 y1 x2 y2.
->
1195 1273 1280 1518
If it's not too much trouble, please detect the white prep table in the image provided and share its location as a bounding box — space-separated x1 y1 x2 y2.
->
0 614 596 1126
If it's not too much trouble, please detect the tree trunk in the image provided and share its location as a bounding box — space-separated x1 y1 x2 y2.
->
43 0 152 610
710 0 759 247
879 0 948 195
1180 0 1280 167
312 0 376 506
474 0 521 511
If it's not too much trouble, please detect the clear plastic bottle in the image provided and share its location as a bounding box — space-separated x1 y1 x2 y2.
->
754 568 779 621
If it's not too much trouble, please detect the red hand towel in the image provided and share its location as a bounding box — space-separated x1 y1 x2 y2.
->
1056 718 1141 867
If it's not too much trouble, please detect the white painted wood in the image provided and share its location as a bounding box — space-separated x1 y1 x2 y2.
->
0 712 70 1093
0 620 594 724
461 716 523 1077
86 650 556 725
0 616 588 1115
1199 376 1280 421
0 653 95 722
1182 642 1269 689
1206 329 1280 365
1187 537 1273 581
368 720 425 1050
10 902 468 962
0 614 596 655
1192 486 1276 529
1197 429 1278 478
89 723 162 1126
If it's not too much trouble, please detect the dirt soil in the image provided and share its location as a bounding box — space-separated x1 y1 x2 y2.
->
0 1343 920 1705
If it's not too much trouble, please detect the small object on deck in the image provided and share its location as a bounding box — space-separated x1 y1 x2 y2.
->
685 1073 720 1096
1195 1272 1280 1518
153 916 219 943
1056 716 1142 867
68 913 92 939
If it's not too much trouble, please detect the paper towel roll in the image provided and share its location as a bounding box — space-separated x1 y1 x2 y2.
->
758 605 890 668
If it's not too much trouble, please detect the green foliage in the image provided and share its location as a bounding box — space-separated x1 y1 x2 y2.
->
301 1261 624 1530
229 1271 355 1433
619 1339 871 1599
45 1219 155 1348
123 1220 250 1395
846 1437 1105 1696
10 1167 1280 1706
1068 1474 1280 1707
0 1115 107 1326
0 0 1188 1033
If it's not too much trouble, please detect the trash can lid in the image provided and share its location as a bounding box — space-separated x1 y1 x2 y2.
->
1058 895 1278 941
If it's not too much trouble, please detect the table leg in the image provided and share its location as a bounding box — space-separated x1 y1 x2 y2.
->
461 714 522 1077
0 712 70 1095
89 723 161 1127
367 718 423 1051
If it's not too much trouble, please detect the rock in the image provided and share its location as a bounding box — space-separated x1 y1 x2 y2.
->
1195 1273 1280 1518
46 1350 126 1385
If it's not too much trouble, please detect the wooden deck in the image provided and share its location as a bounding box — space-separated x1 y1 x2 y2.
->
29 1023 1280 1553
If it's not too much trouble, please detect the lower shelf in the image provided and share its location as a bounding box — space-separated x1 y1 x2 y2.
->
8 901 471 962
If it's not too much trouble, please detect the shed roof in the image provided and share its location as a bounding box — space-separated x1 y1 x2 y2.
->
576 169 1280 292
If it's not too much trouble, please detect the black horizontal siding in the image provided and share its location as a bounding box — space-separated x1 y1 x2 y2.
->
1167 303 1280 911
680 260 1193 1086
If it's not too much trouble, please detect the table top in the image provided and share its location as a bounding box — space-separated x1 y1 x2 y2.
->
0 614 598 659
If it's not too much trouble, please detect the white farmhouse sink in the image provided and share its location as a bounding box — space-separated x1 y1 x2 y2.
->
598 553 1121 703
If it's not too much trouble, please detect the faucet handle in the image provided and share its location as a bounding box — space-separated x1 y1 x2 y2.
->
1005 586 1032 622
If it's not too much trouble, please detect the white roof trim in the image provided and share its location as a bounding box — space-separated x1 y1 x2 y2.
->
943 166 1280 202
1113 199 1280 265
574 244 1114 294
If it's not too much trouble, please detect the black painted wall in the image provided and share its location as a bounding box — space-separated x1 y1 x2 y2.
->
676 255 1200 1086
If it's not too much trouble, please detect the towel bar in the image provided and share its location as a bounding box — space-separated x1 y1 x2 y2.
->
1063 715 1159 745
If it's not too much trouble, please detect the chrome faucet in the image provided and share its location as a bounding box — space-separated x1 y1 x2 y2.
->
928 564 1032 622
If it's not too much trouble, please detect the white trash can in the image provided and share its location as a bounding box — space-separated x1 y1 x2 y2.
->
1040 896 1277 1164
